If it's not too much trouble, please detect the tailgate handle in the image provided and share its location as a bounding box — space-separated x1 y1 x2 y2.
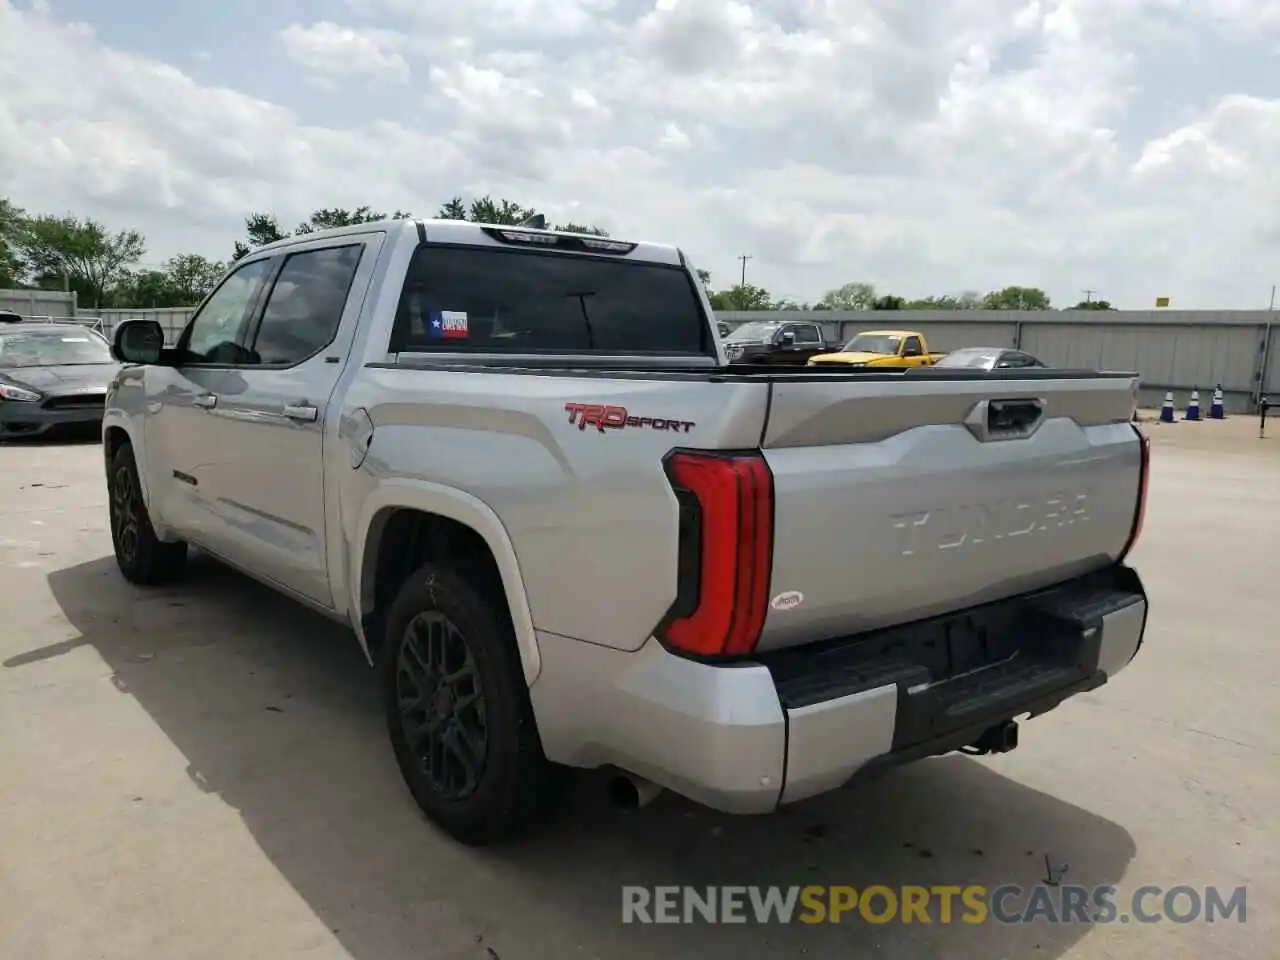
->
966 398 1045 441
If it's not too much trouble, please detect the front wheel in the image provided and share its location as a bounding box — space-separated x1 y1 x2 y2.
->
108 444 188 585
381 562 567 845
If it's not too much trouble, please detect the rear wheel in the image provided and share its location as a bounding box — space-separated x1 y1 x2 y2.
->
381 562 566 845
108 443 188 585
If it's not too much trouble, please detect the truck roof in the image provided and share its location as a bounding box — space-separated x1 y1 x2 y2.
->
252 217 685 267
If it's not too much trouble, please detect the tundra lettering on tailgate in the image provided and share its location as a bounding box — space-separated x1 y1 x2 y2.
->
564 402 695 434
891 491 1091 556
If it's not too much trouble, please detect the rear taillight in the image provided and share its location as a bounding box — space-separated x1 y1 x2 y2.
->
658 450 774 658
1118 428 1150 563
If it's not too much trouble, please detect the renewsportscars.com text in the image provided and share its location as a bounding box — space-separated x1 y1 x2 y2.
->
621 884 1247 925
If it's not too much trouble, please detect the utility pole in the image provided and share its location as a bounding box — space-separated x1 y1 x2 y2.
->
1269 285 1275 311
1082 289 1096 304
738 254 752 288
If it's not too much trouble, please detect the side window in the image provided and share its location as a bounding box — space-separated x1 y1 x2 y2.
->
798 324 821 344
903 336 923 357
180 259 274 363
249 245 364 365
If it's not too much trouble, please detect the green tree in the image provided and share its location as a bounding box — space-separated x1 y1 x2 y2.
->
437 197 469 220
436 195 607 234
1069 299 1114 310
818 281 877 311
468 195 537 225
163 253 226 304
233 207 413 260
553 221 609 236
696 268 712 292
709 283 775 311
981 286 1052 310
904 292 983 310
15 214 145 308
0 197 24 288
109 269 178 308
106 254 226 308
295 206 411 234
871 294 906 310
231 212 288 261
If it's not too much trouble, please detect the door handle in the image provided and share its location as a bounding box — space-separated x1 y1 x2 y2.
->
283 403 318 423
192 394 217 409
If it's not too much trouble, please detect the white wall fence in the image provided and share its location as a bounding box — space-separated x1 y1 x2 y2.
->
0 289 77 319
80 308 195 346
3 289 1276 413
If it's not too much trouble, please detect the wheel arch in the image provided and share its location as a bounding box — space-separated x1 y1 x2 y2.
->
352 480 541 686
101 418 154 509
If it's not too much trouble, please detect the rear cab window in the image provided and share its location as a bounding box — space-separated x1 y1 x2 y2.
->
390 242 712 356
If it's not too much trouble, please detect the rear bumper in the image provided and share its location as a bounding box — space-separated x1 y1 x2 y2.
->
0 399 105 437
529 566 1147 813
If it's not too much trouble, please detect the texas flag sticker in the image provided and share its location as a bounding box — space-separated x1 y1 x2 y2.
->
428 310 469 339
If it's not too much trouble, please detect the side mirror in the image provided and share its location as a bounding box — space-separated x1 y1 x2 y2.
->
780 331 796 347
112 319 165 365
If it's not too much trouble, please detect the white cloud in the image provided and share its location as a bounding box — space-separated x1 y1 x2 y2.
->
2 0 1280 305
659 122 692 151
279 20 409 86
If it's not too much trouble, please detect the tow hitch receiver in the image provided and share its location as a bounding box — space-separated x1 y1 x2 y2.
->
968 719 1019 755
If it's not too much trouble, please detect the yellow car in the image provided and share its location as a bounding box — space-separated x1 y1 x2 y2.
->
807 329 946 368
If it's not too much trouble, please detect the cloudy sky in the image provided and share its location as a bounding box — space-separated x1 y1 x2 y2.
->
2 0 1279 308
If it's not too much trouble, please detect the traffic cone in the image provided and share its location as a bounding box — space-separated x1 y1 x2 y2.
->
1160 392 1175 423
1209 385 1225 419
1184 390 1201 421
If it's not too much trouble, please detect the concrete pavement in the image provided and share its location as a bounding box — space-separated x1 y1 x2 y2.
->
1 422 1275 959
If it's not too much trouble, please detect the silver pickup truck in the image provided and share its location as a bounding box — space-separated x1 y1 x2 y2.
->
102 218 1150 846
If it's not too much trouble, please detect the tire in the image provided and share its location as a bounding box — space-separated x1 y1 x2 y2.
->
108 443 188 585
380 562 567 845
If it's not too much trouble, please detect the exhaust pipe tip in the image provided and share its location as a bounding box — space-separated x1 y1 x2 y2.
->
608 773 663 811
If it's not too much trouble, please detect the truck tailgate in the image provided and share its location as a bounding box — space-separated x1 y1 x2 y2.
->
757 373 1142 651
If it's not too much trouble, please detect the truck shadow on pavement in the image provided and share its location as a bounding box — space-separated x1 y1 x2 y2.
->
37 554 1138 960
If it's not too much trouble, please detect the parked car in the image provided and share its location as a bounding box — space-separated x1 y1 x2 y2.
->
935 347 1046 371
0 322 120 439
807 329 948 367
104 217 1151 846
722 319 834 364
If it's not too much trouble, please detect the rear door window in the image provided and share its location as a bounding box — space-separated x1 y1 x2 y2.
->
249 245 364 365
391 245 710 355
